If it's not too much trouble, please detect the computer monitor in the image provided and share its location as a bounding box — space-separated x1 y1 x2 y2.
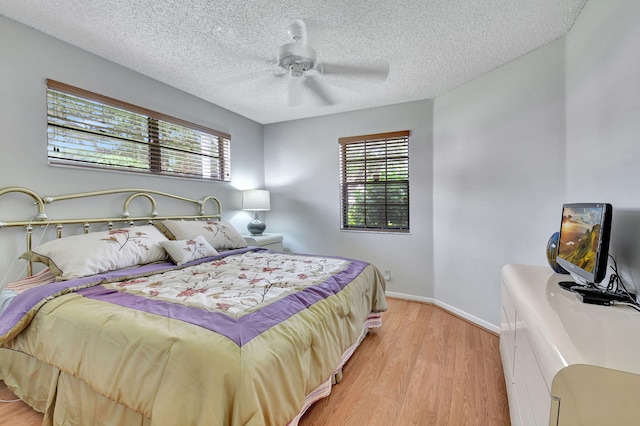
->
556 203 612 287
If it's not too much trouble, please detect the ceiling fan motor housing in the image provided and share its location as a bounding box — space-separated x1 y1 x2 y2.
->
278 42 317 77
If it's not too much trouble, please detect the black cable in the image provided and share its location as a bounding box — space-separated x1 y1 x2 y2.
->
606 273 616 292
608 255 621 293
607 254 640 308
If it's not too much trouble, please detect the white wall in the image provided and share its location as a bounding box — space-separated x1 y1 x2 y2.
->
433 39 567 327
0 16 264 283
264 101 435 299
565 0 640 292
432 0 640 327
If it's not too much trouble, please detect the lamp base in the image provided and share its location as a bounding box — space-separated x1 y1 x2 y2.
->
247 219 266 236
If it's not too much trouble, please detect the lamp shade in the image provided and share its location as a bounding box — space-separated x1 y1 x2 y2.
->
242 190 270 211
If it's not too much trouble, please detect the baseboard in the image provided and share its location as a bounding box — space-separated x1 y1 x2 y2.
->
434 299 500 334
384 291 434 305
385 291 500 335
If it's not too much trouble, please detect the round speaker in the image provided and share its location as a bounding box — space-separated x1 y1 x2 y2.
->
546 231 569 274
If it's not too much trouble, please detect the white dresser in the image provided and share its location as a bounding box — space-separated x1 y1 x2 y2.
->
500 264 640 426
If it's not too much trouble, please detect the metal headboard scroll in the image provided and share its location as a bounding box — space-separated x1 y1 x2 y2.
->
0 187 222 276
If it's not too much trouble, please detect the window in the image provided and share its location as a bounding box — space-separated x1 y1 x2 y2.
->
339 130 410 232
46 80 231 181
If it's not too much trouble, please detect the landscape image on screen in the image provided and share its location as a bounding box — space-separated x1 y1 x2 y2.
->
558 207 603 273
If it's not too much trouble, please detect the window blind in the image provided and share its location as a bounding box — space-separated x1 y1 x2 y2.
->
339 130 410 232
46 79 231 182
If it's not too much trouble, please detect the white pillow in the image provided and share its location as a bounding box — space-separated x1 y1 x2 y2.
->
155 220 247 250
160 235 219 266
21 225 169 280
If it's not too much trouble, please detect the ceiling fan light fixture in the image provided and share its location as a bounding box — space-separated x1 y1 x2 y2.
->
288 63 306 78
277 42 317 78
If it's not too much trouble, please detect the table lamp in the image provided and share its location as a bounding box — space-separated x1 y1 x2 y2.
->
242 189 270 235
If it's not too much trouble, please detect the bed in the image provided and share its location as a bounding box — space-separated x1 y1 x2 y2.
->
0 187 387 426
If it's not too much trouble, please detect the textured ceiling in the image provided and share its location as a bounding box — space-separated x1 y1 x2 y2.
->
0 0 586 124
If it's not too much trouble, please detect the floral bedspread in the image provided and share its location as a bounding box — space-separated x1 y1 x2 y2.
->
103 250 350 316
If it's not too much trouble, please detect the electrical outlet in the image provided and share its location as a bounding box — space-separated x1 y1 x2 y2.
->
384 270 391 281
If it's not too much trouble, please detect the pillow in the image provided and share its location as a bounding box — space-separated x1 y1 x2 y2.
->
155 220 247 250
160 235 219 266
20 225 169 280
5 268 56 293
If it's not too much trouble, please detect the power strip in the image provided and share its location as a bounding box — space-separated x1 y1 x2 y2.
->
576 292 616 305
574 289 636 306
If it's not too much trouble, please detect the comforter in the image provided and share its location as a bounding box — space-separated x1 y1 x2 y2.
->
0 248 387 425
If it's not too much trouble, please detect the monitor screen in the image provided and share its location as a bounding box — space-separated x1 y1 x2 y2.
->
556 203 612 286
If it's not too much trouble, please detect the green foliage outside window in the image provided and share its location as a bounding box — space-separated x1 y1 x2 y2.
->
46 79 230 181
340 131 409 232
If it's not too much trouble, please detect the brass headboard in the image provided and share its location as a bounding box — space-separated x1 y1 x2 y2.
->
0 187 222 276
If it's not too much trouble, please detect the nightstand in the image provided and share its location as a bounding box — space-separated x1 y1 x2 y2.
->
243 233 283 251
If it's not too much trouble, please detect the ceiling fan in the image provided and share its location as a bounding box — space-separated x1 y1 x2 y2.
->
221 20 390 106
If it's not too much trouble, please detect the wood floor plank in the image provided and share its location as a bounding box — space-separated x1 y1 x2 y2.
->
0 298 510 425
0 385 43 426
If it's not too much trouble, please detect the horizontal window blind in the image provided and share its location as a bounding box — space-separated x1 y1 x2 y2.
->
339 130 410 232
46 79 231 181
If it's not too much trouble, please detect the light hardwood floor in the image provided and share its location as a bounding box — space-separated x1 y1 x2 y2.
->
0 298 510 425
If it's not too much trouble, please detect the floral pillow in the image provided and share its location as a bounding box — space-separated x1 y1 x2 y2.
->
160 235 219 266
155 220 247 250
20 225 169 280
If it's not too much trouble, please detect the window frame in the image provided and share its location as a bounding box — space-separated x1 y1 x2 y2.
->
339 130 410 233
46 79 231 182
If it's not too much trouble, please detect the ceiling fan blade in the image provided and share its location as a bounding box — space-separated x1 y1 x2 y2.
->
216 68 286 85
316 61 390 80
288 78 303 107
216 69 272 85
303 76 334 105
